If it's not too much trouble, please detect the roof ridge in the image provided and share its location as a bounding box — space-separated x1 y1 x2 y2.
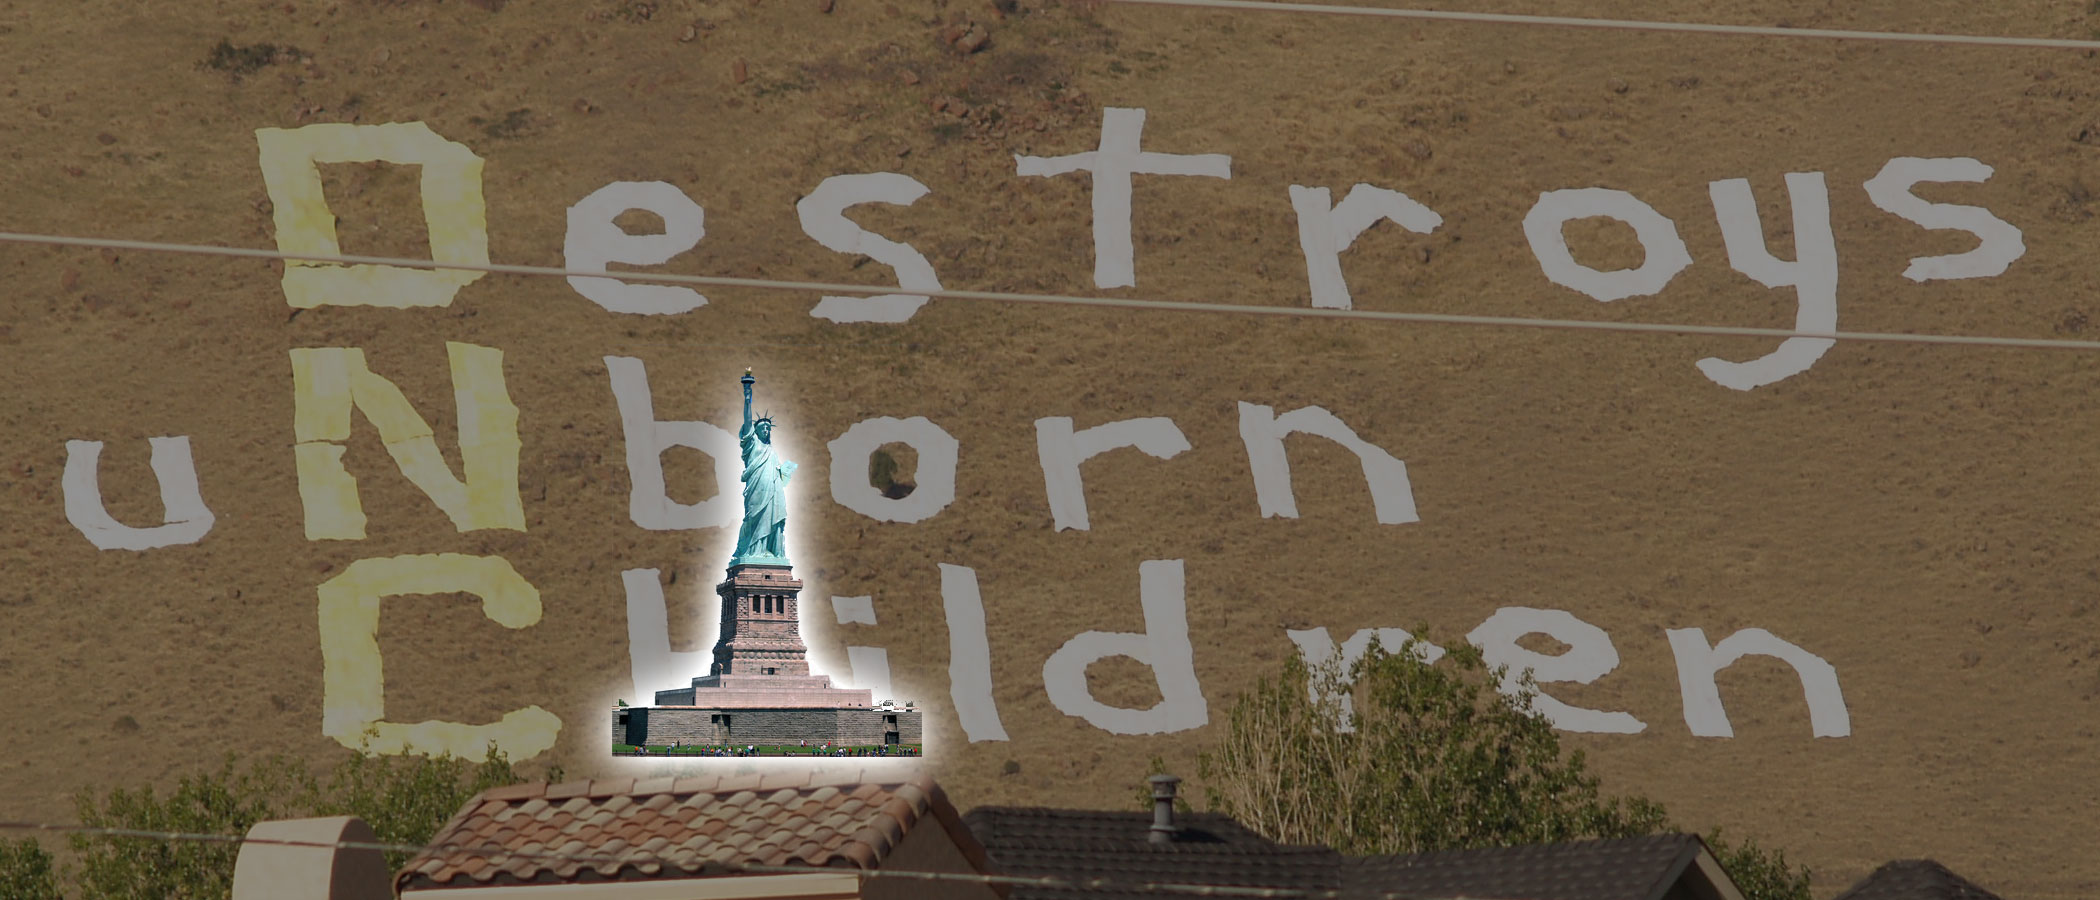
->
396 776 965 892
1633 834 1705 900
1351 831 1702 863
1833 858 2006 900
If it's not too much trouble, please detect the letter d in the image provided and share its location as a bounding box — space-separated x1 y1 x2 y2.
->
1041 559 1207 734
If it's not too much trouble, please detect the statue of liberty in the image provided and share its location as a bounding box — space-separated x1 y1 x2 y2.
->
732 369 797 565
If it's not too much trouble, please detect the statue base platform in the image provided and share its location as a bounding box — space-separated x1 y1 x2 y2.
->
616 703 920 748
653 672 875 709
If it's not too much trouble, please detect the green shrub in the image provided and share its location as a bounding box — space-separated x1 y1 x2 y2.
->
1129 756 1192 814
70 754 311 900
0 838 61 900
1708 828 1814 900
57 742 537 899
306 743 527 873
1197 633 1810 900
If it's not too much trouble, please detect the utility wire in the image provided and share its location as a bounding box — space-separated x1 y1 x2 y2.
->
0 819 1492 900
4 230 2096 352
1096 0 2100 51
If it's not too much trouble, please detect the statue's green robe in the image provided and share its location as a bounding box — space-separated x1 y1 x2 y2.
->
734 420 796 563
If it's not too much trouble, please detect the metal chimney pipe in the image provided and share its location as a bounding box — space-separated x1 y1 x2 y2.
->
1148 774 1181 845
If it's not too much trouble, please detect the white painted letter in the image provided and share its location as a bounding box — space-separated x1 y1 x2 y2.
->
1042 559 1207 734
831 595 878 626
255 122 487 309
1466 607 1645 734
289 343 523 540
1289 184 1443 309
845 647 896 705
318 554 560 758
62 437 216 551
1699 173 1839 391
828 416 959 523
621 568 713 706
1015 107 1232 289
604 356 740 530
1035 416 1190 531
1863 157 2025 281
798 173 942 323
940 564 1008 741
1237 402 1417 524
1286 626 1443 731
565 181 708 315
1667 627 1850 738
831 595 895 702
1523 188 1692 302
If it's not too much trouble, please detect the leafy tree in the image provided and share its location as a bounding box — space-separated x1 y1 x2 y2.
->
1129 756 1193 814
1197 634 1810 900
0 838 61 900
307 742 535 872
26 741 539 900
1708 828 1814 900
70 754 313 900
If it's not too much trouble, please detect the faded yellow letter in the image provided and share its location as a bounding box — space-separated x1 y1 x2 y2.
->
256 122 489 308
291 342 524 540
318 554 561 758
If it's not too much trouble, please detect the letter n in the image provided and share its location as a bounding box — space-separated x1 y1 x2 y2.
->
291 342 524 540
1237 402 1418 524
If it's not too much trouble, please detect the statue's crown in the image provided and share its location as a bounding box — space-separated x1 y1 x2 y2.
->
755 411 775 426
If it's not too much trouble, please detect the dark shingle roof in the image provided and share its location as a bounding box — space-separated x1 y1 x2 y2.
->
963 806 1346 899
1347 833 1712 900
1833 860 2006 900
964 809 1735 900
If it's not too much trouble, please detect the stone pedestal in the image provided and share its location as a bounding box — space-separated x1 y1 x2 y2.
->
645 562 875 709
710 563 810 677
630 560 894 750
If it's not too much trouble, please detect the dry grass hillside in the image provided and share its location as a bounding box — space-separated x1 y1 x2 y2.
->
4 0 2100 896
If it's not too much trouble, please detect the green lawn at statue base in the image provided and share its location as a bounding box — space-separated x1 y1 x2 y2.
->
613 744 921 757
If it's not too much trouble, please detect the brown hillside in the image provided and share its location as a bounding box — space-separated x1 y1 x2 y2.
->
1 0 2096 897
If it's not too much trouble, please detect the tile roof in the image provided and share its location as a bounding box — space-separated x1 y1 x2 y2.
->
1832 860 2007 900
396 771 992 892
1347 834 1711 900
962 807 1346 900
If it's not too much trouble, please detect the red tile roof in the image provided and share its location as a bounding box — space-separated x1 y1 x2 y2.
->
396 771 993 892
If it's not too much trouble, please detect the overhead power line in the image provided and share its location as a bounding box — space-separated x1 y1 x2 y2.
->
1096 0 2100 51
3 230 2096 352
0 818 1496 900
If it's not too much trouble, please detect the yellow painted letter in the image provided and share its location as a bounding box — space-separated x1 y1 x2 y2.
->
256 122 489 308
318 554 561 758
291 342 524 540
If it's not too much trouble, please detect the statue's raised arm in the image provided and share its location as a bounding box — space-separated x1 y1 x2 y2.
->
741 368 755 429
731 369 795 565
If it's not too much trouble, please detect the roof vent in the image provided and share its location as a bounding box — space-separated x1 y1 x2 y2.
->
1148 774 1181 845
